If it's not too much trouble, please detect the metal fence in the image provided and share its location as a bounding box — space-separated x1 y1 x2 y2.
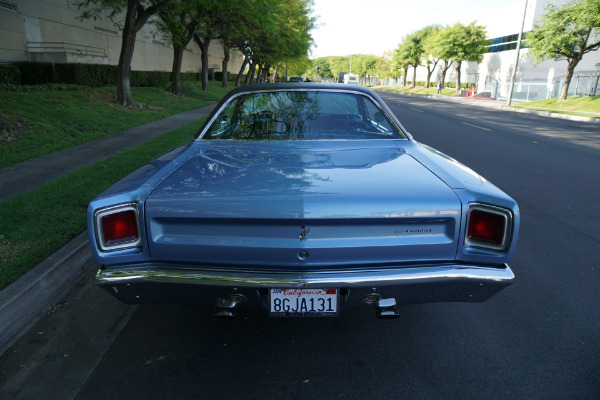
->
27 42 107 57
487 73 600 102
380 72 599 101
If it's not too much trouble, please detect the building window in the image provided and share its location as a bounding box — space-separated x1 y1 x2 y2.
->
486 32 528 53
0 1 17 12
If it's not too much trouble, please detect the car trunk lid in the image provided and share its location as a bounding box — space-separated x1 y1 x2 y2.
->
144 141 461 269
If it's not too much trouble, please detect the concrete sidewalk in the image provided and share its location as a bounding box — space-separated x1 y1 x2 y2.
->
0 103 215 356
0 104 216 202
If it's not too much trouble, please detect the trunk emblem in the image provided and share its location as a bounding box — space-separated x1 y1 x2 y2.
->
299 226 310 241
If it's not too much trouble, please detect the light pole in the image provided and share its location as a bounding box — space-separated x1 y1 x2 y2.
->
507 0 528 106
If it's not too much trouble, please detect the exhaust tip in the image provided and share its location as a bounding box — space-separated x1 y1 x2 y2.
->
363 293 381 304
376 297 399 319
213 309 235 318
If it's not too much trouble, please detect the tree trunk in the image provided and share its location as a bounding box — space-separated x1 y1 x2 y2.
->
412 65 417 88
560 58 580 101
235 57 248 87
116 0 165 107
221 44 230 88
116 0 140 107
194 33 211 91
201 38 211 91
247 61 257 84
402 65 408 86
425 60 439 88
455 60 462 92
244 61 253 84
441 60 452 88
169 45 185 96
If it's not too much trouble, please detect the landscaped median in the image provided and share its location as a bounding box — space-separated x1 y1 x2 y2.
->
0 118 206 289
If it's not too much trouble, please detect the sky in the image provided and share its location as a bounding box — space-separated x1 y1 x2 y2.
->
309 0 531 59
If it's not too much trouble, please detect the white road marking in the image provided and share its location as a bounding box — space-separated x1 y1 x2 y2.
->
463 122 492 131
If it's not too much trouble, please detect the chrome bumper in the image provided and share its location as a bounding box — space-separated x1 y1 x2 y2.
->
95 263 515 306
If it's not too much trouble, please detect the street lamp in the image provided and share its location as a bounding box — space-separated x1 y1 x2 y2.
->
507 0 528 106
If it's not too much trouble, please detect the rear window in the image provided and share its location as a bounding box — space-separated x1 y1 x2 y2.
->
200 91 404 140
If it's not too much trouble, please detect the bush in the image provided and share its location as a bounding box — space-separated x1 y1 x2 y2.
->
14 62 54 84
75 64 117 86
0 83 89 92
130 70 170 87
0 66 21 84
180 72 199 81
8 62 240 88
214 72 240 82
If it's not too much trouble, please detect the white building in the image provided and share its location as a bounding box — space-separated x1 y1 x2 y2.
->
0 0 243 76
394 0 600 101
470 0 600 101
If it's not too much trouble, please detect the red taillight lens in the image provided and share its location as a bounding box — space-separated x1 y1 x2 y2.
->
101 210 139 246
466 205 511 251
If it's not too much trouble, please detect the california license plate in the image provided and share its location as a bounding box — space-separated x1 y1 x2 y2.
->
270 288 339 317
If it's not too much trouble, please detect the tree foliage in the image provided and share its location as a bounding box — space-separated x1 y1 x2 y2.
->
441 22 487 91
527 0 600 100
77 0 315 102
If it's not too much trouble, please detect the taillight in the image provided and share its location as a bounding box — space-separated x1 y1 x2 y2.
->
465 204 511 251
95 204 141 251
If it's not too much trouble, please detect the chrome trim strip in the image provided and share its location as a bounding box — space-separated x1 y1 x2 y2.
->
96 263 515 289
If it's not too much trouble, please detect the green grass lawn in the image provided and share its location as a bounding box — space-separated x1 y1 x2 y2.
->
512 96 600 118
0 118 206 289
374 86 460 96
0 81 229 167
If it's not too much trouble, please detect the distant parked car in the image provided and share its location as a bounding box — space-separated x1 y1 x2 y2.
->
88 83 518 319
288 76 304 82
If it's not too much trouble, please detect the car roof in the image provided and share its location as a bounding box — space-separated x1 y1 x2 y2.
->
223 83 377 98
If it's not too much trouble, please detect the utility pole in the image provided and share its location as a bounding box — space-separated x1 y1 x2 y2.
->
507 0 528 106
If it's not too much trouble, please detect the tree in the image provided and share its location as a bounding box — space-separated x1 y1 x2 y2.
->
395 31 426 87
192 0 221 91
156 0 204 96
420 25 442 88
312 58 333 79
393 40 412 86
527 0 600 101
428 26 455 88
77 0 172 107
447 22 487 91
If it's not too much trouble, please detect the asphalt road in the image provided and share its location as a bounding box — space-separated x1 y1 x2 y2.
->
2 94 599 399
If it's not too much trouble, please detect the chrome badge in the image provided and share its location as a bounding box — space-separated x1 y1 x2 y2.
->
299 226 310 241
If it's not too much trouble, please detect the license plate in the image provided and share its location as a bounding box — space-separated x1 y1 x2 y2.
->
270 288 339 317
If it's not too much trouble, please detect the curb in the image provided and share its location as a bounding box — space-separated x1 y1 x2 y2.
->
0 232 95 356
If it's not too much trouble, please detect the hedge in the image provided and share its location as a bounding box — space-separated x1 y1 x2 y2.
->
0 65 21 84
3 62 208 87
214 72 240 82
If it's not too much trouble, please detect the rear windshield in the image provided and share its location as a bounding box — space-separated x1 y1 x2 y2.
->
200 91 404 140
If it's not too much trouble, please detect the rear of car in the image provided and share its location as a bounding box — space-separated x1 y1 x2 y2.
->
88 84 517 318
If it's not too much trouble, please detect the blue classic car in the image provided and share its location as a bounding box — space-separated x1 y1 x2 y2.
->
87 83 518 318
